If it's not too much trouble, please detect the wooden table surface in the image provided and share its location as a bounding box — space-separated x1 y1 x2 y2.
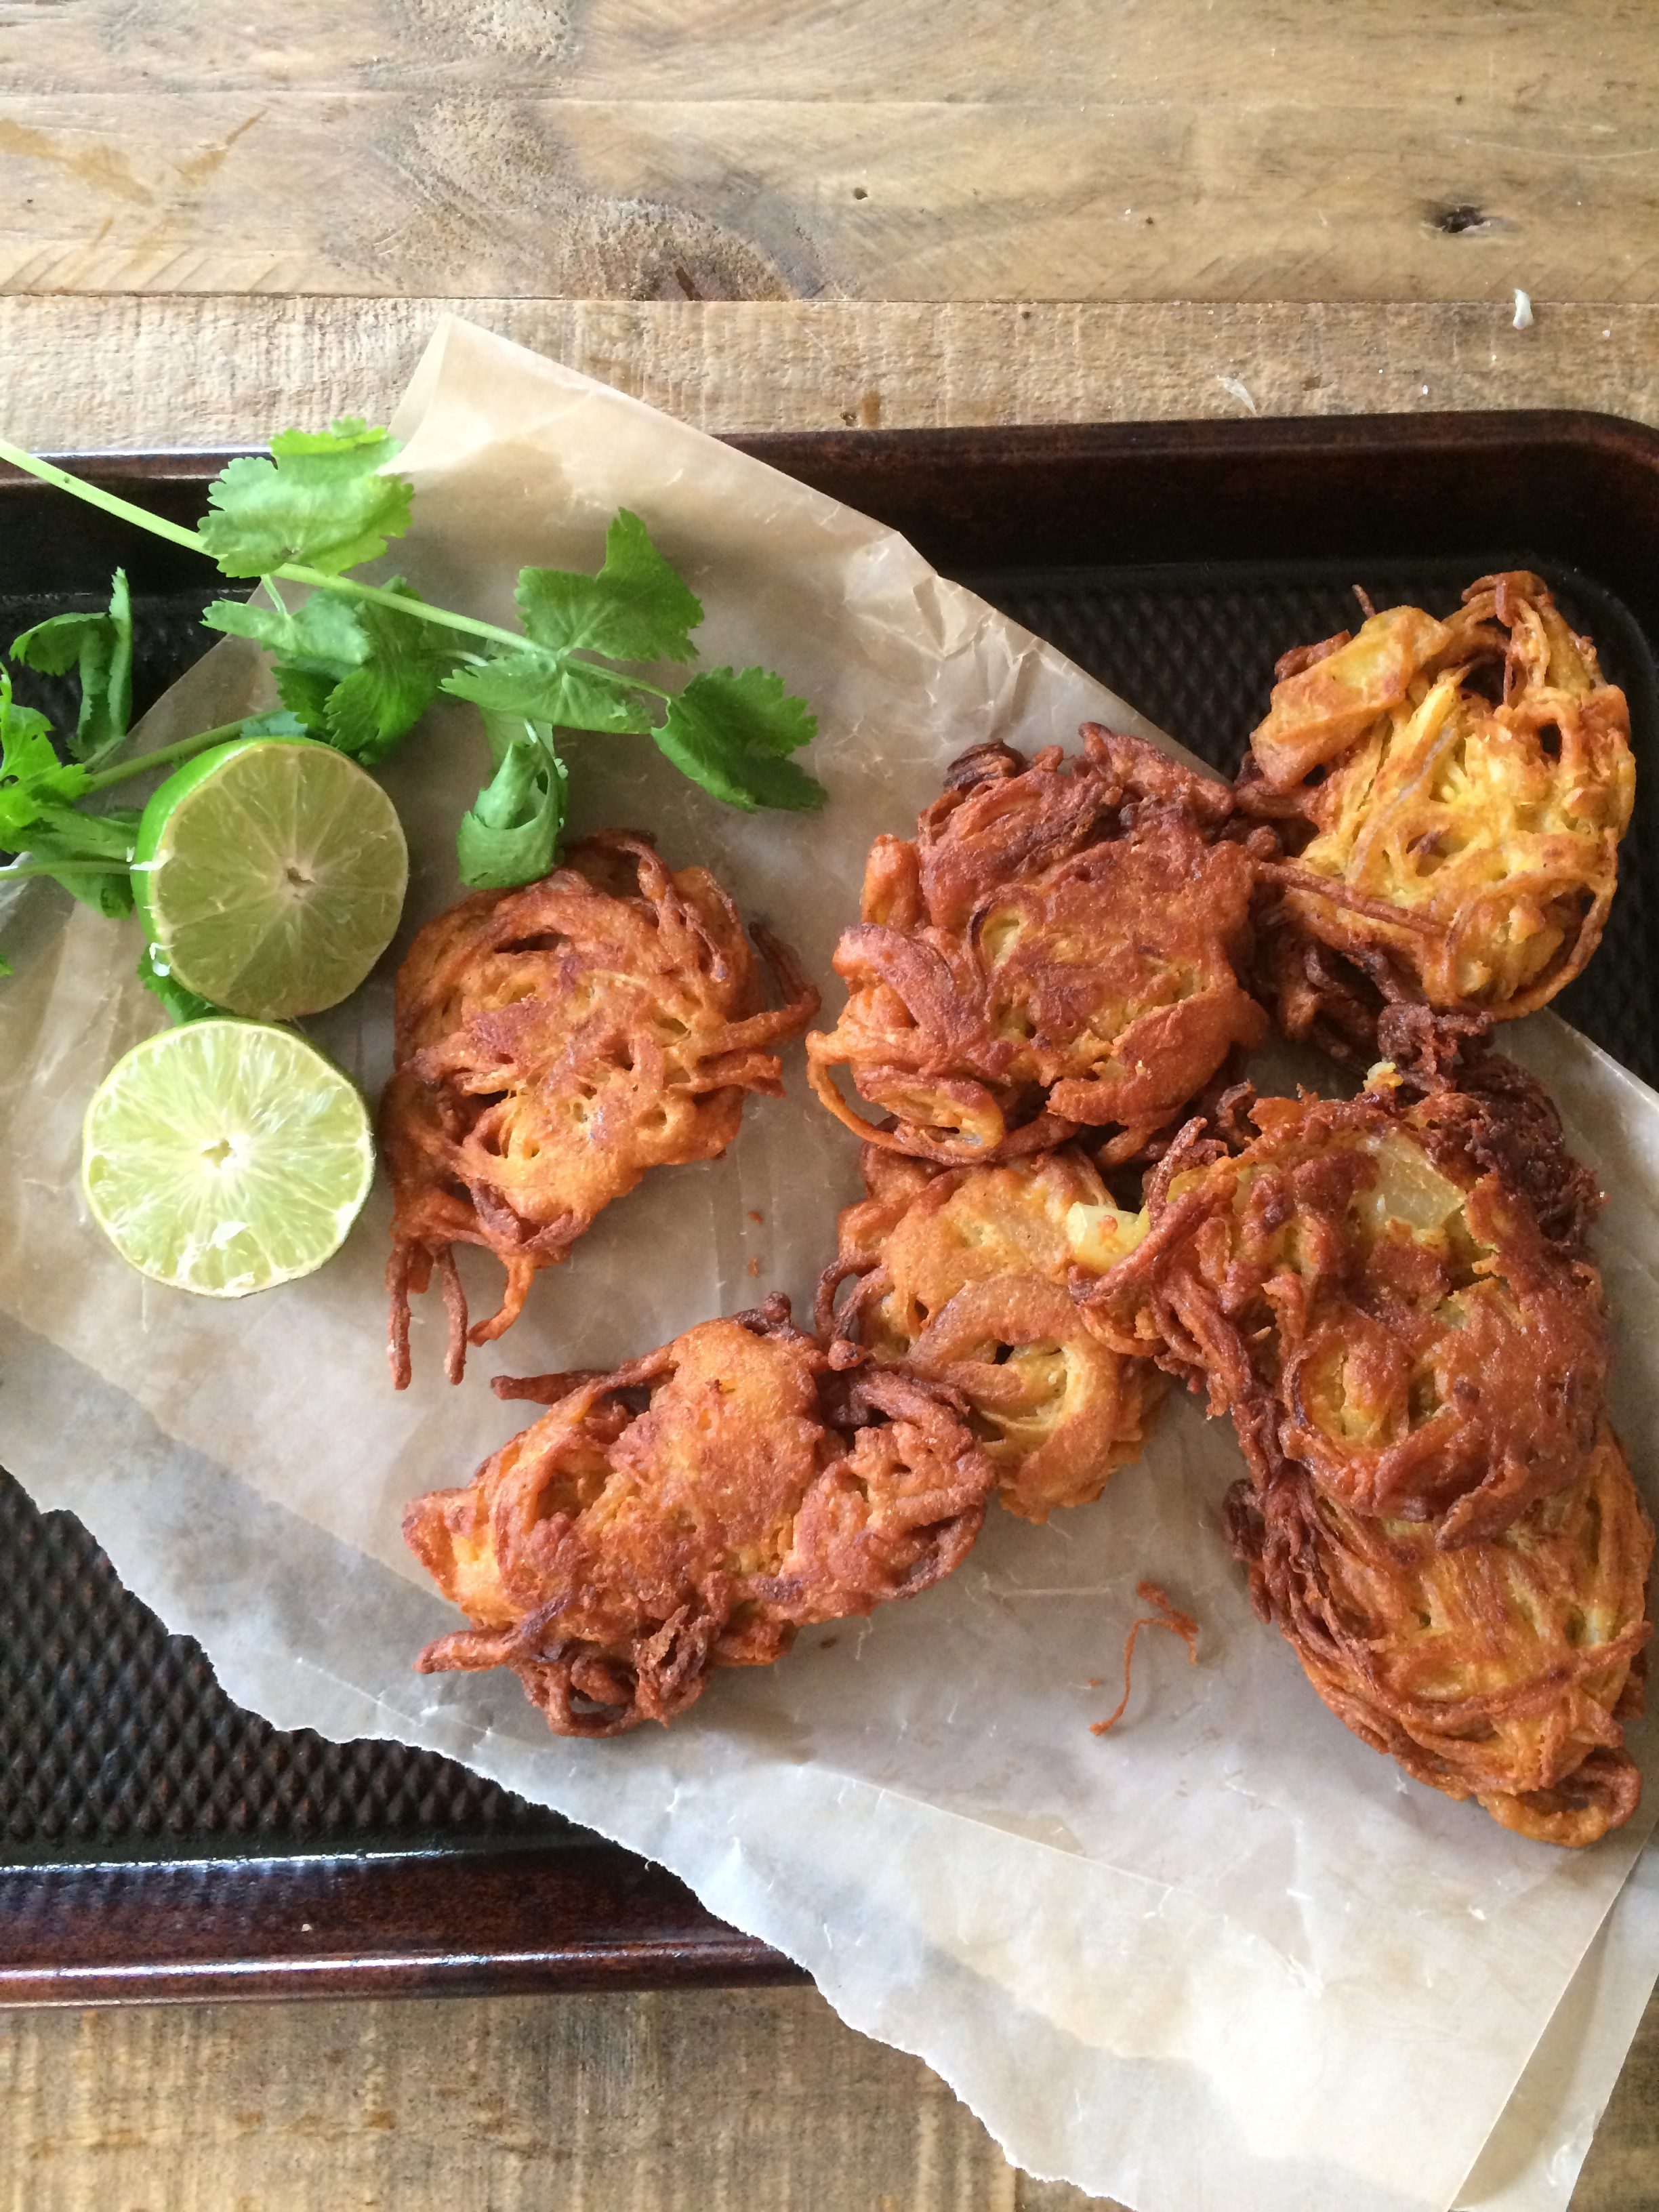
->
3 5 1658 2209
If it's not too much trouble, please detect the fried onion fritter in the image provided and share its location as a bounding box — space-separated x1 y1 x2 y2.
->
1226 1429 1652 1847
806 728 1269 1167
818 1145 1162 1522
1075 1048 1650 1845
403 1297 996 1736
1075 1068 1610 1546
382 832 819 1387
1238 573 1635 1053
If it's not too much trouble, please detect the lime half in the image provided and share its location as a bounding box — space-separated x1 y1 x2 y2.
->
135 738 408 1021
83 1020 375 1296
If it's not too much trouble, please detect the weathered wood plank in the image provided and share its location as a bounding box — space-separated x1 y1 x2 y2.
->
0 0 1652 110
0 295 1651 455
0 7 1653 304
1574 1990 1659 2212
0 1986 1019 2212
1 1973 1653 2209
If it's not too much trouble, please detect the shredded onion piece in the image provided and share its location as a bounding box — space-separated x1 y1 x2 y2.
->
1091 1580 1200 1736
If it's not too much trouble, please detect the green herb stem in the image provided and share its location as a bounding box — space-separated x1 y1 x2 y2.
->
0 859 132 881
272 564 676 699
0 445 678 708
591 668 673 704
0 439 207 556
83 718 250 791
272 564 521 651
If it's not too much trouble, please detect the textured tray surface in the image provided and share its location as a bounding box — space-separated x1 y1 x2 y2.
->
3 554 1654 1866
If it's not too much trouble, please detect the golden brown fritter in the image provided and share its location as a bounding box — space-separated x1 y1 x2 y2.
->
1077 1042 1650 1845
818 1146 1162 1522
402 1297 996 1736
382 832 819 1387
1238 573 1635 1056
1076 1064 1610 1547
806 728 1269 1168
1226 1429 1652 1847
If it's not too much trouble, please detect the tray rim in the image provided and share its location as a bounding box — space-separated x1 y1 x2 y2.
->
5 400 1656 468
0 1846 803 2007
5 404 1658 2005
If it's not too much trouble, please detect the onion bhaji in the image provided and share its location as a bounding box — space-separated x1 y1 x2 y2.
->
805 727 1269 1168
382 832 819 1387
1077 1045 1653 1844
403 1297 996 1736
818 1145 1162 1522
1226 1429 1652 1847
1076 1057 1610 1548
1238 572 1635 1055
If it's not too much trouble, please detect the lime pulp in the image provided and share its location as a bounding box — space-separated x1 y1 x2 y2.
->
82 1019 375 1297
134 737 408 1021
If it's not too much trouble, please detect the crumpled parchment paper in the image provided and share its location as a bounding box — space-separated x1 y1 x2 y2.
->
1 315 1655 2212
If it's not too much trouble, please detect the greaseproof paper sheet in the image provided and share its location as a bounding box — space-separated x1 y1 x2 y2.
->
1 316 1654 2212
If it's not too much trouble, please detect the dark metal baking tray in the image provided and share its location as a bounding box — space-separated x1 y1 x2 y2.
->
3 411 1657 2003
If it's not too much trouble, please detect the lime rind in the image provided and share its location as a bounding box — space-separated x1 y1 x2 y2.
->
82 1019 375 1297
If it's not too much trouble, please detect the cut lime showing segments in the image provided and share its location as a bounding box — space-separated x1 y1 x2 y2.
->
82 1020 375 1297
135 737 408 1021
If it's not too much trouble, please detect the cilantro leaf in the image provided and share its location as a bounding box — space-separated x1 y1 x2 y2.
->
10 569 133 764
325 587 465 764
207 590 368 735
653 668 825 811
138 940 222 1022
516 511 702 665
209 580 457 761
682 665 818 757
0 676 90 846
273 663 340 732
443 649 653 735
203 588 369 670
9 617 87 676
197 420 413 579
20 803 139 916
456 717 569 890
0 676 131 910
237 708 310 739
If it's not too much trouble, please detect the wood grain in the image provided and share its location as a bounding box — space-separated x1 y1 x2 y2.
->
1 1976 1654 2211
1 295 1655 454
0 0 1652 108
0 1987 1031 2212
1577 1996 1659 2212
0 1 1654 301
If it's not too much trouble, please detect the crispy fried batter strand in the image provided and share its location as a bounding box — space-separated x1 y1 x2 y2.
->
402 1297 996 1735
818 1145 1162 1521
1227 1429 1652 1846
1077 1073 1610 1546
806 729 1268 1166
1092 1580 1200 1737
382 833 818 1386
1238 573 1635 1052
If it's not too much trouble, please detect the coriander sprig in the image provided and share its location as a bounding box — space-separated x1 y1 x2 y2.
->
0 667 140 919
0 419 827 905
